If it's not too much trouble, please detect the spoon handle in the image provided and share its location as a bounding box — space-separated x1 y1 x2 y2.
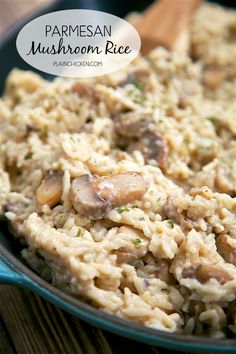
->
135 0 201 55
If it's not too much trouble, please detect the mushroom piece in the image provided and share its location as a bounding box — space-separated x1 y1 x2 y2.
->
115 251 138 265
113 226 148 265
114 112 153 138
129 131 169 168
163 198 195 232
119 68 151 88
36 171 63 208
182 263 233 285
155 259 177 285
72 82 100 104
216 234 236 266
94 276 120 291
70 172 148 220
115 112 168 168
119 278 138 294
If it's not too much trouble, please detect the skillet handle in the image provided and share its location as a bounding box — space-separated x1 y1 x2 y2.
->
0 256 26 285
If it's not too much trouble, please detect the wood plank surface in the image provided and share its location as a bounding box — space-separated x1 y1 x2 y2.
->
0 1 185 353
0 284 180 354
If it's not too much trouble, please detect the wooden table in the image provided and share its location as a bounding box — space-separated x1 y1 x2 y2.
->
0 1 183 353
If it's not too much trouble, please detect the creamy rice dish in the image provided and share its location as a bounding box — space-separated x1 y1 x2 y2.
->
0 3 236 338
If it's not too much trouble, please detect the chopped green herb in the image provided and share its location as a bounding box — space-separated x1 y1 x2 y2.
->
131 205 139 209
43 127 48 136
167 219 174 229
156 197 161 202
127 88 135 96
132 238 141 247
205 189 209 192
25 152 32 160
184 136 190 143
137 95 147 105
140 217 145 221
206 116 219 125
134 82 145 91
75 229 83 237
127 88 147 106
27 127 41 133
117 207 130 214
167 107 174 116
196 264 202 272
64 89 70 94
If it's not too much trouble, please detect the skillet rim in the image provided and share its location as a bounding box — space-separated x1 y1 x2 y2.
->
1 235 236 352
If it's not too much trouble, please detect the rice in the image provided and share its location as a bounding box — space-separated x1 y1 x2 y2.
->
0 3 236 337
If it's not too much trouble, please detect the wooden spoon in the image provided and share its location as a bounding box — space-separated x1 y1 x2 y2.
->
135 0 201 55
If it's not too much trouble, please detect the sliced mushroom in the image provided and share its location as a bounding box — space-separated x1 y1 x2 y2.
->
70 174 111 220
182 263 233 285
216 234 236 266
119 278 137 294
115 251 138 265
94 276 120 291
72 82 100 104
70 172 148 220
96 172 148 205
163 198 194 232
155 259 177 285
36 171 63 208
119 68 151 88
114 112 153 138
115 112 168 168
114 226 148 265
132 130 168 168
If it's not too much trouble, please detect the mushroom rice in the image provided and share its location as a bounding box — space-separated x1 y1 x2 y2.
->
0 3 236 338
